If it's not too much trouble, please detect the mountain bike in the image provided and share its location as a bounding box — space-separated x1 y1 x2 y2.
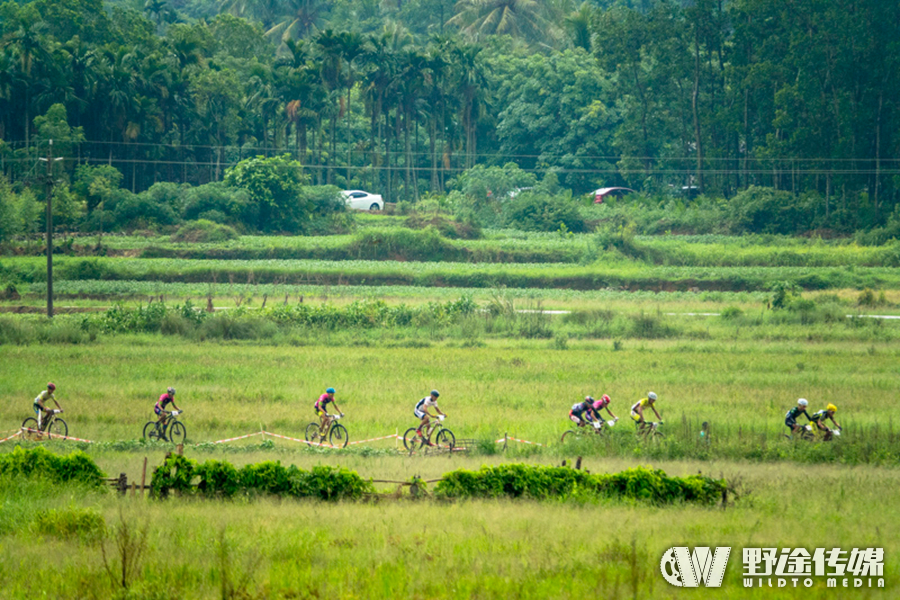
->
22 409 67 440
143 410 187 444
561 418 616 443
793 423 840 442
404 416 455 452
636 420 664 439
304 413 349 448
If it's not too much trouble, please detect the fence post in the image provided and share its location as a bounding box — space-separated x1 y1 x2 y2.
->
176 444 183 456
503 432 508 451
141 456 148 497
117 473 128 496
575 456 582 470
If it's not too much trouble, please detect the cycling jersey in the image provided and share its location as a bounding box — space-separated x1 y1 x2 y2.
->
570 401 591 416
784 406 810 426
315 393 332 410
631 398 651 412
34 390 55 407
415 397 438 419
155 393 175 416
592 398 610 411
810 409 831 422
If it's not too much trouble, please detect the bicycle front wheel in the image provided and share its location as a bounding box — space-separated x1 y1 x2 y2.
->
403 427 422 452
47 418 67 439
329 423 348 448
169 422 187 444
434 429 455 450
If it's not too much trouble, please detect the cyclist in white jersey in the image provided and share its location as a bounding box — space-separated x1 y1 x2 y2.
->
414 390 445 446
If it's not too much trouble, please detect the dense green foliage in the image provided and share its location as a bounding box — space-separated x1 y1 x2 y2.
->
1 0 899 237
150 453 374 500
435 464 726 504
0 446 105 486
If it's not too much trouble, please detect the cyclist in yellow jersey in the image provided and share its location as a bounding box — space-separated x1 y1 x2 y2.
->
809 403 842 440
631 392 662 428
33 382 62 429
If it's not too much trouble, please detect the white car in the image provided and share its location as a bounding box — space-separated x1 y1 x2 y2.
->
341 190 384 211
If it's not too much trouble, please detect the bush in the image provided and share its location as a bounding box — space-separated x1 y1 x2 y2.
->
434 464 726 505
502 193 587 233
171 219 239 243
0 447 105 486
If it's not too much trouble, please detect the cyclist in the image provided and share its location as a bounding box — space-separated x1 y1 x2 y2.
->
414 390 445 446
33 382 62 430
587 394 619 426
631 392 662 431
784 398 812 437
568 396 597 427
315 387 342 434
155 387 181 424
810 403 842 440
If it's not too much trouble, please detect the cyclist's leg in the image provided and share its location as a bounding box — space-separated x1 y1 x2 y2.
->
415 408 428 435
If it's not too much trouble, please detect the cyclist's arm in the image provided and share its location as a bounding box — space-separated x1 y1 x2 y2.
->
435 405 445 417
651 406 662 421
634 405 644 420
605 407 618 419
331 402 342 415
831 416 841 429
52 398 62 410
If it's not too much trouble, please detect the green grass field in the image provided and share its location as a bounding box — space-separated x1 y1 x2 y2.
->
2 227 899 598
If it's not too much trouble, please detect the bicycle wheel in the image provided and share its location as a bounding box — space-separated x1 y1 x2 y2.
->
434 429 455 450
169 422 187 444
21 417 40 440
403 427 422 452
47 418 67 439
305 422 323 444
329 423 349 448
144 421 162 441
560 429 579 443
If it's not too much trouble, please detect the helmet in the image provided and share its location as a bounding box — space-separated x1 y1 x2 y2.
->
167 387 175 395
827 403 837 413
431 389 440 397
648 392 657 401
585 396 594 402
326 387 335 394
602 394 611 403
798 398 808 407
47 382 56 391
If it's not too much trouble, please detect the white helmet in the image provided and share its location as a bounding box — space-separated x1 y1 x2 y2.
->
648 392 657 401
798 398 808 406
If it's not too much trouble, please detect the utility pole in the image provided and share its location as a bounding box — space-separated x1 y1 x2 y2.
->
45 140 54 318
40 140 62 318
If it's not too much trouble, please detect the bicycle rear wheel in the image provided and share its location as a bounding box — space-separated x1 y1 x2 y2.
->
305 422 323 444
21 417 40 440
434 429 455 450
47 418 67 439
143 421 161 441
329 423 349 448
403 427 422 452
169 422 187 444
560 429 579 443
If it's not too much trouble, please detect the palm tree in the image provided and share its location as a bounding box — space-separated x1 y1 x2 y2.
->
266 0 330 44
564 2 594 52
449 43 489 169
447 0 549 44
1 21 52 148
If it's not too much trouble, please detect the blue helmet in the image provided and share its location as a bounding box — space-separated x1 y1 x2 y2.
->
326 387 335 394
431 389 440 397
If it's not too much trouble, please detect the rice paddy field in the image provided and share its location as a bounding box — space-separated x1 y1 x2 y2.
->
1 225 898 598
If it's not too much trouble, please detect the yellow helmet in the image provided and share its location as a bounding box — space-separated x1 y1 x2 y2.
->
826 403 837 413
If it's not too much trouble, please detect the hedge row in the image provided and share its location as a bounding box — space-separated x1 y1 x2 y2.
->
150 454 374 500
0 446 105 486
434 464 727 505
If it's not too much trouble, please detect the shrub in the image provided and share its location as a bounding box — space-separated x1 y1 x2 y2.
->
195 460 240 498
171 219 239 243
0 447 105 486
434 464 726 505
502 193 587 233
